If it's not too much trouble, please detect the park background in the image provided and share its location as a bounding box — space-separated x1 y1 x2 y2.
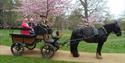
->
0 0 125 63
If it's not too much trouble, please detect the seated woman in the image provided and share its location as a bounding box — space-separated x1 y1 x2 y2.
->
21 18 32 35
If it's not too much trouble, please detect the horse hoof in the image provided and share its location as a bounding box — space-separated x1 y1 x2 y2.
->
96 54 102 59
96 55 102 59
72 53 79 57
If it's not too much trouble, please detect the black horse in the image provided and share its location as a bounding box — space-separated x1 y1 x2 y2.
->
70 22 121 59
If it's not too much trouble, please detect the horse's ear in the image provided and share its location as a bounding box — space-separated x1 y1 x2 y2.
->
114 20 120 26
115 21 118 24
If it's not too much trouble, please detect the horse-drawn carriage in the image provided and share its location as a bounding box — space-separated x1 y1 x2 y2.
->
10 21 122 59
10 25 63 58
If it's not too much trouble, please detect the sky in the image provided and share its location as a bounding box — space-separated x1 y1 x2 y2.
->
107 0 125 18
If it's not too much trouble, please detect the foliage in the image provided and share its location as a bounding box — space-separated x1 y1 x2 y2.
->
20 0 71 18
53 14 68 30
120 21 125 31
79 0 109 24
67 9 83 29
0 0 21 28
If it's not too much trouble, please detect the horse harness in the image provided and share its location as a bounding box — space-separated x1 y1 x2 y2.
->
102 27 107 34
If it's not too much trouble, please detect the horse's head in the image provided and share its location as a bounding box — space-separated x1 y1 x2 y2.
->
112 21 121 36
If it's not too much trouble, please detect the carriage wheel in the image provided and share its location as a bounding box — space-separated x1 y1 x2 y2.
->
26 43 36 50
54 42 60 51
41 43 55 58
11 43 24 56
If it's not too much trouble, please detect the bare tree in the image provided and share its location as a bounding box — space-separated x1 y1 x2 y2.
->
79 0 108 21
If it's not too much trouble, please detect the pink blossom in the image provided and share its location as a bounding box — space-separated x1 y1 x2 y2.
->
20 0 70 17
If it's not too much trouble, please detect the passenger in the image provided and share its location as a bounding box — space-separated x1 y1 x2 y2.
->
29 16 36 35
21 18 31 35
29 16 36 27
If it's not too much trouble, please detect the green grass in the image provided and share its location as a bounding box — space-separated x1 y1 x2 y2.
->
0 29 125 53
0 55 76 63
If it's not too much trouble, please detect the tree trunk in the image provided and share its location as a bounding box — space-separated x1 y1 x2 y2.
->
79 0 88 21
84 0 88 20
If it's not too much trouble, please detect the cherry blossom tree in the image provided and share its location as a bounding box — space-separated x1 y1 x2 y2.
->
20 0 70 18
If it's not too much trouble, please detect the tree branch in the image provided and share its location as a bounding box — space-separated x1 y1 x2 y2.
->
34 12 46 18
79 0 85 7
88 0 101 16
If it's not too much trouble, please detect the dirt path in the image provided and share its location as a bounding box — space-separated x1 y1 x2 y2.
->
0 45 125 63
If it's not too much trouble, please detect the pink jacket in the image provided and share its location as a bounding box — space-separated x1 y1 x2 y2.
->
21 20 31 35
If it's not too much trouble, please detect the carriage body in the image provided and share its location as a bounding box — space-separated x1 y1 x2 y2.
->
10 26 63 58
10 33 61 58
10 34 36 45
10 27 45 56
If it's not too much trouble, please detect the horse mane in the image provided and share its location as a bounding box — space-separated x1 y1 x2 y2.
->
103 23 115 29
102 22 118 34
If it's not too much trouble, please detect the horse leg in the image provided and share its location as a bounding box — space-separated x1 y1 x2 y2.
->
70 39 80 57
96 42 104 59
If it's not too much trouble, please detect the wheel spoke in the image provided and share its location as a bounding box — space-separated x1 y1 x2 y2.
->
11 43 24 56
41 44 55 58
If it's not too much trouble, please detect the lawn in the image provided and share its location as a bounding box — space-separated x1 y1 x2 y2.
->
0 29 125 53
0 55 76 63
